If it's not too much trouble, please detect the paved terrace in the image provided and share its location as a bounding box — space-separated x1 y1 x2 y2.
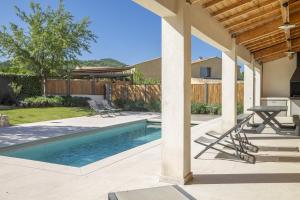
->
0 114 300 200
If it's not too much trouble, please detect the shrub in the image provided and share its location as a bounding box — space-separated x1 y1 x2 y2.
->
0 73 42 105
206 104 222 115
124 100 148 111
113 99 241 115
145 100 161 112
21 96 90 108
237 104 244 115
191 103 207 114
61 96 90 107
113 99 128 109
113 99 161 112
8 82 22 104
21 96 64 107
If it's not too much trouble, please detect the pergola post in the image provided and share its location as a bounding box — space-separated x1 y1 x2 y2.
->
254 65 262 106
244 55 255 113
222 39 237 130
160 0 192 185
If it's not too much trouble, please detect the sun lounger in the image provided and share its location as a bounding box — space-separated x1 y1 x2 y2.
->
100 101 122 115
293 115 300 136
88 100 115 117
194 113 258 164
108 185 196 200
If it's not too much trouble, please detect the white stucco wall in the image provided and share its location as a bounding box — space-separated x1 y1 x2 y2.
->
263 56 297 97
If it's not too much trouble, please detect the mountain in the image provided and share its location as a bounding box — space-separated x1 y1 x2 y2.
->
78 58 127 67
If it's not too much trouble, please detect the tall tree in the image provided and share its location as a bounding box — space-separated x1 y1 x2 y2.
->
0 1 97 95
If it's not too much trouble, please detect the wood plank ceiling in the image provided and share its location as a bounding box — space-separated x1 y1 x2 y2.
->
189 0 300 63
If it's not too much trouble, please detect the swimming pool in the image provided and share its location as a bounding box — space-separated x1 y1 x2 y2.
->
0 121 161 167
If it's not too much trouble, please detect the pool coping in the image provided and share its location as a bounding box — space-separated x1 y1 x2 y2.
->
0 119 162 175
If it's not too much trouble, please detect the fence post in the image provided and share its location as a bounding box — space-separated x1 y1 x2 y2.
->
92 76 96 95
67 78 71 96
204 83 208 104
126 84 129 101
144 84 147 103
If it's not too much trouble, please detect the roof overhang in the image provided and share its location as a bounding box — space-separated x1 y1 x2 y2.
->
134 0 300 64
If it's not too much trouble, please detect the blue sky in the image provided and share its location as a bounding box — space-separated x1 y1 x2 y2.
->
0 0 221 65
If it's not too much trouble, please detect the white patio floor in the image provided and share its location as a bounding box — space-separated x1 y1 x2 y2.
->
0 115 300 200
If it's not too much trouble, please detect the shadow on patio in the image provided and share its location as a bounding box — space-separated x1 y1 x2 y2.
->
190 173 300 184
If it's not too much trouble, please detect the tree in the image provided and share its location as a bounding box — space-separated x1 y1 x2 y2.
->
0 1 97 95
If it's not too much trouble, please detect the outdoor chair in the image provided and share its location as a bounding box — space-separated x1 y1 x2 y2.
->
293 115 300 136
88 100 115 117
100 100 122 115
194 113 258 164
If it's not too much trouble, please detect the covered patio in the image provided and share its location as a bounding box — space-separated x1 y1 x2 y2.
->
2 1 300 199
133 0 300 185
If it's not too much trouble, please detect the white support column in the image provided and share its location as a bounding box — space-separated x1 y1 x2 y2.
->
244 56 255 113
160 0 192 185
222 39 237 130
254 64 262 106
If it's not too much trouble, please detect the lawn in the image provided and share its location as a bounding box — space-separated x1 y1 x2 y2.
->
0 107 94 125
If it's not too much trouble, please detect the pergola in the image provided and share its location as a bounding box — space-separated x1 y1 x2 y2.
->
194 0 300 63
71 66 133 80
133 0 299 185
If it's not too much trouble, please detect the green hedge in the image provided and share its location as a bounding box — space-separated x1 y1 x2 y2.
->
21 96 90 108
191 103 222 115
113 100 243 115
191 102 243 115
113 99 161 112
0 73 42 105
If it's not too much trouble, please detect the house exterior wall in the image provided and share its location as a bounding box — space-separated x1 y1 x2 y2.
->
133 58 161 80
191 57 222 79
133 57 241 81
263 56 297 97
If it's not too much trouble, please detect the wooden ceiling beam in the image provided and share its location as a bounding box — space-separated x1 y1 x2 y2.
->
219 0 276 23
230 15 282 35
226 8 281 31
254 37 300 59
212 0 253 17
254 42 286 59
248 39 286 52
245 34 285 47
246 36 286 48
224 8 281 30
202 0 224 8
236 10 300 44
247 30 300 51
239 29 282 45
259 45 300 62
260 52 287 63
244 27 300 48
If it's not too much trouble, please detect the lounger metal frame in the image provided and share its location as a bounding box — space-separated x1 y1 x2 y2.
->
194 113 258 164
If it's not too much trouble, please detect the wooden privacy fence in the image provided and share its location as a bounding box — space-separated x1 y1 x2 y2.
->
46 79 121 96
47 79 244 105
112 84 161 102
112 83 244 105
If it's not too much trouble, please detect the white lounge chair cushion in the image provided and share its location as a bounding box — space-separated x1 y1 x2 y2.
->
109 185 194 200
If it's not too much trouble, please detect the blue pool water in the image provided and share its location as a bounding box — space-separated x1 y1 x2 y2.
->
0 121 161 167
